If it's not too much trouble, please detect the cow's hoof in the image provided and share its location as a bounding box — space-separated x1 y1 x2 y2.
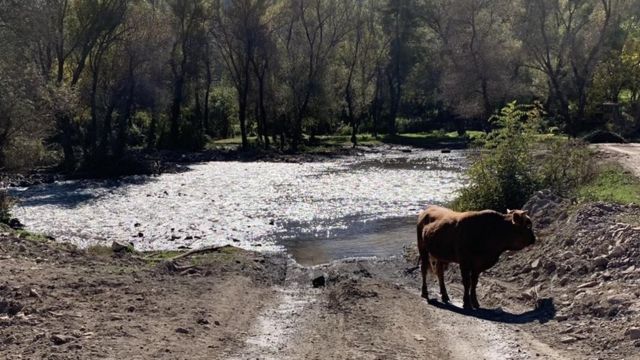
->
441 295 450 303
471 297 480 309
463 302 473 310
421 287 429 299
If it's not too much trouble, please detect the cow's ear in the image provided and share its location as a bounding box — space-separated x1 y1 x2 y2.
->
507 209 514 214
511 211 523 225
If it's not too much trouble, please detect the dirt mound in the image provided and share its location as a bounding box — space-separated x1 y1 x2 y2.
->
488 193 640 356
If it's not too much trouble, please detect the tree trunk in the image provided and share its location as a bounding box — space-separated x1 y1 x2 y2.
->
256 71 269 149
58 115 76 170
147 109 158 151
204 62 212 136
170 75 184 148
237 58 251 151
100 103 115 156
351 121 358 148
116 64 135 158
89 69 99 159
387 71 400 135
238 95 249 151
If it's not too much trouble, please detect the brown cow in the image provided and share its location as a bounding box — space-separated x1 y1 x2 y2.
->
417 205 535 309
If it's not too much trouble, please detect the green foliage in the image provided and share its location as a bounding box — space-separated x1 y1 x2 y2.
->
578 164 640 204
535 139 595 194
452 102 541 211
452 102 594 212
2 139 59 170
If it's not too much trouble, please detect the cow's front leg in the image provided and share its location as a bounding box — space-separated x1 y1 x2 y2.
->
460 265 472 310
470 270 481 309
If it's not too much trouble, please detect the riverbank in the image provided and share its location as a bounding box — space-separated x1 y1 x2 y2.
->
2 145 639 359
0 229 561 359
2 192 639 360
0 146 371 187
1 131 473 187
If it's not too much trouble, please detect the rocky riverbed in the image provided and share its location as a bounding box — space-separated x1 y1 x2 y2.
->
9 147 466 263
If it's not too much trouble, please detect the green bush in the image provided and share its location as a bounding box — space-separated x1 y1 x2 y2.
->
452 102 540 211
535 139 595 194
452 102 593 212
2 139 58 170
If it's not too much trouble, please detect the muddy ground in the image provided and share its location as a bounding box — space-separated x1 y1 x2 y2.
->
1 203 638 360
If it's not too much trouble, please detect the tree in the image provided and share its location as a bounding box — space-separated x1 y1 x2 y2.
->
426 0 526 122
381 0 422 134
339 0 387 146
168 0 209 148
212 0 269 150
518 0 623 133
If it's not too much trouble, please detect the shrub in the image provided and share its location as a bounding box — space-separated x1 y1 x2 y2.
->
452 102 541 211
452 102 593 212
535 139 595 194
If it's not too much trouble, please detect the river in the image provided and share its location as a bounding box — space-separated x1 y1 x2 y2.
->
10 148 467 265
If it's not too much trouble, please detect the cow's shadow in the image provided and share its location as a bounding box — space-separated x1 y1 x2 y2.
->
428 298 556 324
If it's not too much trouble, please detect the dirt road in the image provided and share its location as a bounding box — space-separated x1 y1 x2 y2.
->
1 232 581 360
229 259 570 360
596 143 640 176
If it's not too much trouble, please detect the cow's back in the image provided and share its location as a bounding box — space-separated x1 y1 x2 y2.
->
419 207 504 264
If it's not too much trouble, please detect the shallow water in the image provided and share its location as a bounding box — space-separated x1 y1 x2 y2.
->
10 148 467 264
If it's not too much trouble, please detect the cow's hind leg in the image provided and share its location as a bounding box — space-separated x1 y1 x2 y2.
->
436 261 450 303
460 264 473 310
420 253 429 300
470 270 481 309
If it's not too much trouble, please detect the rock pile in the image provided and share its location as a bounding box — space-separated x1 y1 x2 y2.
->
492 193 640 353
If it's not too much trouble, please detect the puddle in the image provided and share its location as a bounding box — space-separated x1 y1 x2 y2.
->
279 217 415 266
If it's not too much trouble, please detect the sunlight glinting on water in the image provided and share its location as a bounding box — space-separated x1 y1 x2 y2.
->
12 150 466 252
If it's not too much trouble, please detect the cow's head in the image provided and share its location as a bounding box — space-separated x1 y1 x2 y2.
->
506 209 536 250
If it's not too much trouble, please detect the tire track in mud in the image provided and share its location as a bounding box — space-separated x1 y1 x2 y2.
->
226 259 318 360
228 260 569 360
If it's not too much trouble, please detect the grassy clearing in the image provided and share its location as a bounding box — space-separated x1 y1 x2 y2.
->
578 164 640 204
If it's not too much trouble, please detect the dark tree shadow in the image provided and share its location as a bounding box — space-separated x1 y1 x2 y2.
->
10 176 160 209
428 298 556 324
